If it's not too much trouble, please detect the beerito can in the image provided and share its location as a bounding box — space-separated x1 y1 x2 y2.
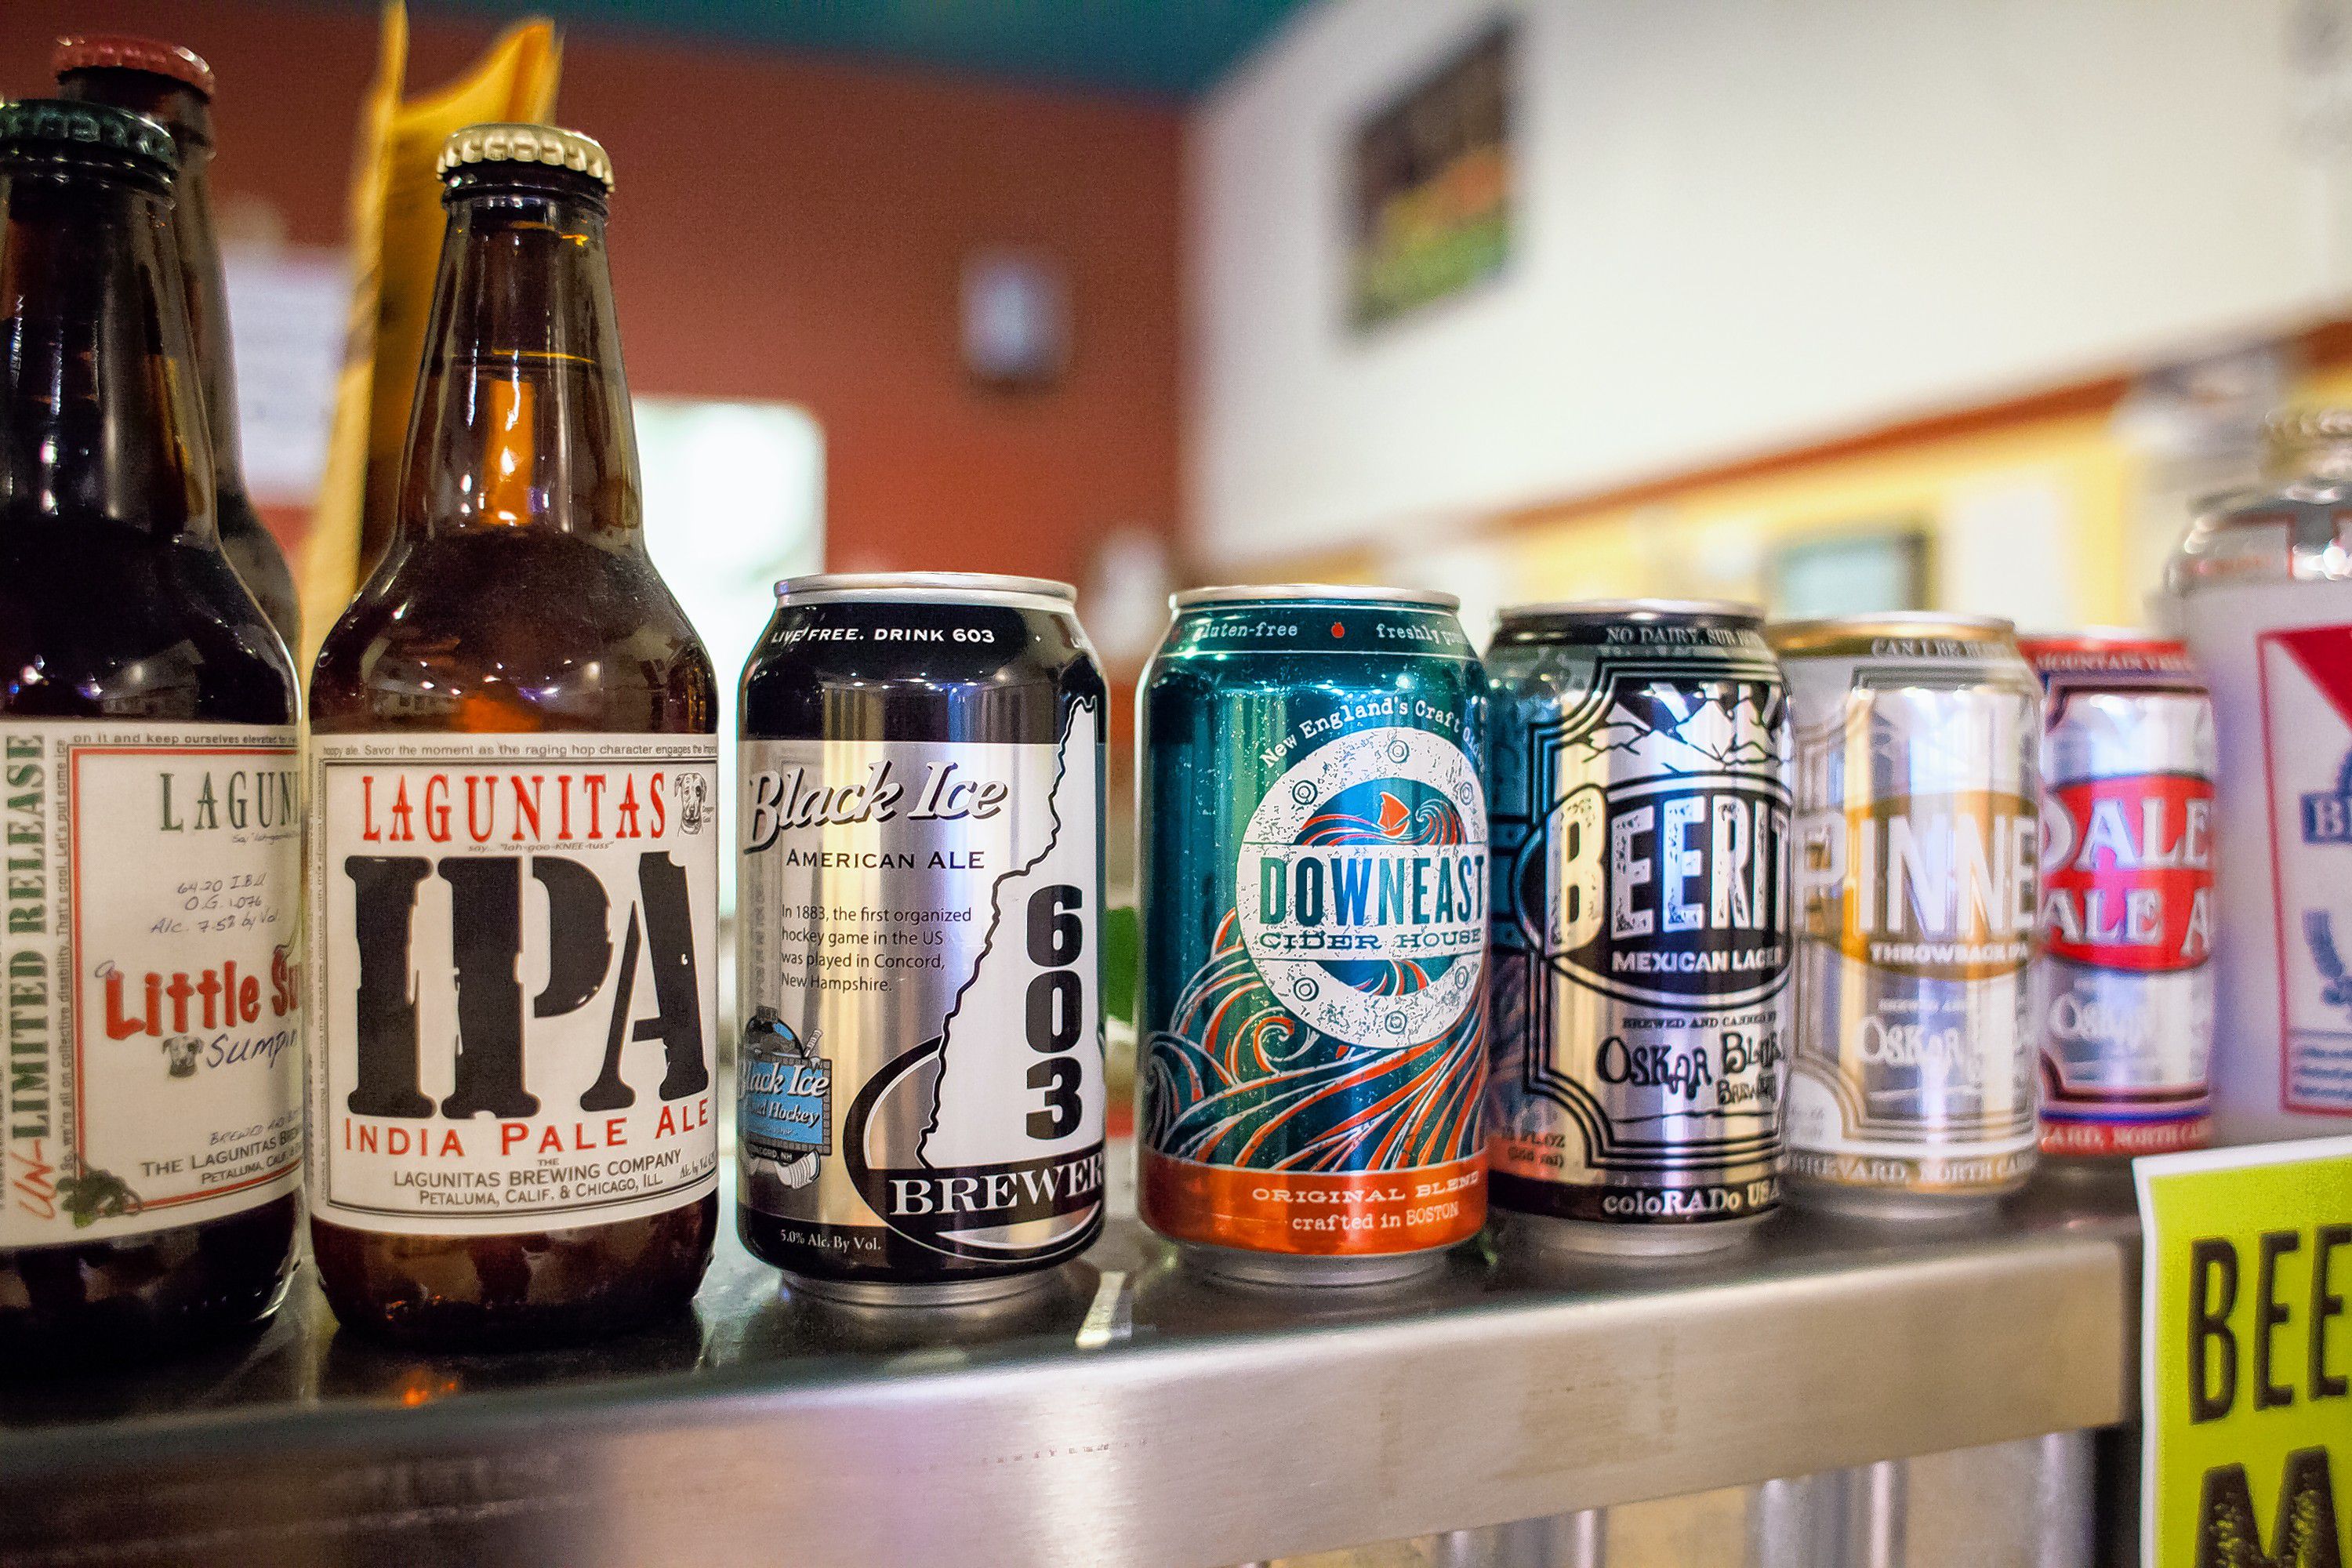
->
1137 586 1489 1284
1485 600 1792 1251
735 574 1108 1303
2018 632 2215 1160
1771 614 2043 1214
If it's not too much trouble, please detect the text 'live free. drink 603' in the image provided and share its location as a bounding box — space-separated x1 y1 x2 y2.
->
1138 586 1490 1285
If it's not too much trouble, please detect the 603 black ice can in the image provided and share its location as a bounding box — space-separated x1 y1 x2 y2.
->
1485 600 1794 1251
735 573 1109 1303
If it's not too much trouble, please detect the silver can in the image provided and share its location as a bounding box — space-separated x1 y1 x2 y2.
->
735 573 1109 1303
1485 600 1793 1252
1771 614 2043 1214
2019 633 2216 1162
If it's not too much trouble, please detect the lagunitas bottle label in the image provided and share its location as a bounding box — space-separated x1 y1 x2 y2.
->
307 735 720 1235
2 722 303 1247
735 704 1107 1276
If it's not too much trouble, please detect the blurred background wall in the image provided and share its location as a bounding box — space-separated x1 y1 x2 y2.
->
1191 0 2352 631
0 0 1184 595
8 0 2352 646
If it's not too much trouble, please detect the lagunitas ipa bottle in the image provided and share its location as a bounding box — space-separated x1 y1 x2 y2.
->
1772 615 2043 1214
55 36 301 648
307 126 720 1348
2168 411 2352 1142
0 101 303 1361
2018 633 2215 1161
736 574 1109 1302
1138 586 1489 1285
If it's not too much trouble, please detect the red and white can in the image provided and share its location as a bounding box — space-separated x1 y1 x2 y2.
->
2019 633 2216 1159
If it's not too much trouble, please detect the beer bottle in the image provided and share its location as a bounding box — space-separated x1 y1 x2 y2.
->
0 101 303 1362
307 125 720 1349
54 36 303 651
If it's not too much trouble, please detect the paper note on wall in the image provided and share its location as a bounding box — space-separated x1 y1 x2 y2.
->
223 245 347 506
1940 472 2078 631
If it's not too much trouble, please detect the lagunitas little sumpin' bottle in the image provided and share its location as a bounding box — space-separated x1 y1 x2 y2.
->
0 101 303 1362
2168 409 2352 1143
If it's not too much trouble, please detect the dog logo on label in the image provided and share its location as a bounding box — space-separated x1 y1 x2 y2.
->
162 1034 201 1079
675 771 711 835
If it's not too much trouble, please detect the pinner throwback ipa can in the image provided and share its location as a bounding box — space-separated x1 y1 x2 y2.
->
2017 632 2215 1161
1137 585 1489 1285
735 574 1108 1303
1483 601 1792 1251
1770 614 2043 1214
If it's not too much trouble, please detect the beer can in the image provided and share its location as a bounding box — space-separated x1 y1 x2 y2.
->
1770 613 2042 1213
2018 632 2215 1160
1484 600 1793 1251
2165 409 2352 1142
735 573 1108 1303
1137 586 1489 1284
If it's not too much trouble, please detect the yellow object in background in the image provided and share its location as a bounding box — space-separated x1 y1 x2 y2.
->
2136 1138 2352 1568
296 4 560 665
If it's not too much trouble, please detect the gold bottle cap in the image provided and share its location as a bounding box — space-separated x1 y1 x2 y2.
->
437 123 613 191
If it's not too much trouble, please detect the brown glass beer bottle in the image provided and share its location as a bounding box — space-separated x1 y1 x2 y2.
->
307 125 720 1349
54 36 303 651
0 101 303 1364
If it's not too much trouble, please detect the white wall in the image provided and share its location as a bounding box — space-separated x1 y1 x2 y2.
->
1189 0 2347 564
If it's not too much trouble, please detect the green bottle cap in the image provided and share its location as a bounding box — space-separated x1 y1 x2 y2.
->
0 98 177 175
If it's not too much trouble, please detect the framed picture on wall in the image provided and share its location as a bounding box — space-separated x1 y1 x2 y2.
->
1765 524 1933 619
1348 21 1513 331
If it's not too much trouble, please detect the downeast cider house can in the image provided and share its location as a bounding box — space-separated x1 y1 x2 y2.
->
735 574 1108 1303
1484 601 1792 1251
1138 586 1489 1285
1771 614 2043 1213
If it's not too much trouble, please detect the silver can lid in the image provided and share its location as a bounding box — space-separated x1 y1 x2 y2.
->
1499 597 1762 623
1171 582 1461 612
1766 610 2018 655
777 571 1076 610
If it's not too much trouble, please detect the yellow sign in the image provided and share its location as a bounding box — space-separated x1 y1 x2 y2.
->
2136 1137 2352 1567
296 3 561 664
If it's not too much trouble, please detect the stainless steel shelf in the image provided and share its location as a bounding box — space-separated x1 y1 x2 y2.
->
0 1171 2140 1568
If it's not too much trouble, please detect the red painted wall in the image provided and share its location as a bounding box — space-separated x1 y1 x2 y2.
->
0 2 1184 587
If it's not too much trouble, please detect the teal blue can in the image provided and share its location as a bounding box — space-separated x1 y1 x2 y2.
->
1136 585 1490 1285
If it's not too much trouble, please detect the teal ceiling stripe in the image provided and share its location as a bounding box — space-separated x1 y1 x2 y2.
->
398 0 1316 98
